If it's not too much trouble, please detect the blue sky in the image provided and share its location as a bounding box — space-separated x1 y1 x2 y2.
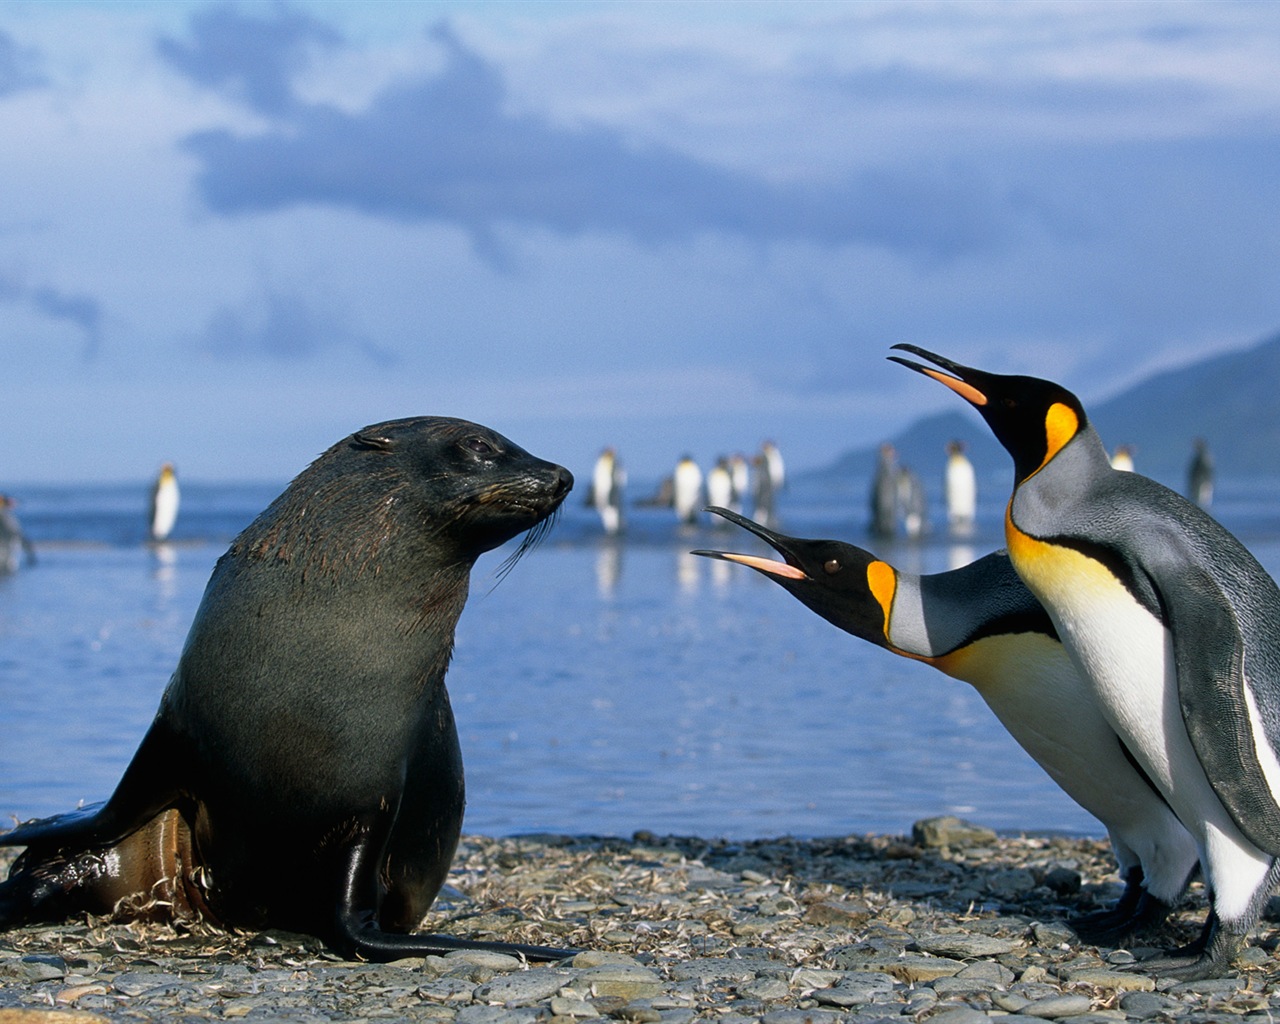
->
2 1 1279 483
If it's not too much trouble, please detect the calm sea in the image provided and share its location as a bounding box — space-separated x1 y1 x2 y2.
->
3 472 1280 840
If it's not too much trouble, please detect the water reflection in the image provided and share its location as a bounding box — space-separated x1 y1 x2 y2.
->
594 541 622 597
676 549 701 594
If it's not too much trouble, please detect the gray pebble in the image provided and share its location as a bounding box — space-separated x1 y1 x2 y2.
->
760 1009 846 1024
912 816 998 849
446 950 527 972
1166 975 1245 995
1119 991 1180 1019
577 963 663 1000
928 1005 994 1024
113 970 187 996
668 957 776 984
474 968 575 1006
454 1005 541 1024
14 954 68 983
1017 993 1093 1018
916 933 1021 959
743 976 790 1001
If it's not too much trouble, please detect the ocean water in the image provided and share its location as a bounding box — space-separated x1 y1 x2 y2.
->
3 473 1280 841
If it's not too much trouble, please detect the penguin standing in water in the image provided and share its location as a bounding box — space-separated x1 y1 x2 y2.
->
588 447 626 536
694 507 1199 941
673 455 704 526
148 463 180 543
945 440 977 536
890 345 1280 979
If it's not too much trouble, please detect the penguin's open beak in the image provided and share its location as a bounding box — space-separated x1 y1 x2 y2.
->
888 344 990 408
691 507 809 581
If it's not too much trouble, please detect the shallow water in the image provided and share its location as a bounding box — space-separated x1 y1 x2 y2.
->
3 476 1279 840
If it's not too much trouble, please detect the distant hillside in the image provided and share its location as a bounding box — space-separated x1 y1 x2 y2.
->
811 330 1280 491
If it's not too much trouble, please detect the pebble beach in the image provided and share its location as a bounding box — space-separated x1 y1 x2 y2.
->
3 819 1278 1024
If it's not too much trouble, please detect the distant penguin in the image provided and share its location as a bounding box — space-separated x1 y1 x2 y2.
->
0 495 35 573
751 452 777 529
148 463 180 543
695 507 1199 940
1188 438 1214 509
869 443 898 539
944 439 977 535
728 454 750 516
673 455 704 526
1110 445 1135 473
897 465 926 540
762 440 785 495
892 345 1280 979
706 458 735 519
588 447 626 536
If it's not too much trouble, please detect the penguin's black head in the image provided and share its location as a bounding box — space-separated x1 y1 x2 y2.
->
692 507 894 647
888 345 1088 483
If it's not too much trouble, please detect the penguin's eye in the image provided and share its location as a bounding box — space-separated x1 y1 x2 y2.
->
1002 397 1018 411
823 559 841 575
463 437 496 456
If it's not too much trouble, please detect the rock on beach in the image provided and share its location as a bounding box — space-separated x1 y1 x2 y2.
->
2 817 1279 1023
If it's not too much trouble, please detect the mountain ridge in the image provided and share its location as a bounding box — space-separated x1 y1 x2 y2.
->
811 331 1280 492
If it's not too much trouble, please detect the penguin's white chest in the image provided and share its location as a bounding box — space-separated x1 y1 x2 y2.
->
1006 526 1181 789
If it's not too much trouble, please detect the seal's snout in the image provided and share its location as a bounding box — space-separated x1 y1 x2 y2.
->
550 466 574 499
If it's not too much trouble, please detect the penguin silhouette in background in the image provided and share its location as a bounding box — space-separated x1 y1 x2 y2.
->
891 344 1280 980
695 507 1199 941
869 443 898 539
1188 438 1214 509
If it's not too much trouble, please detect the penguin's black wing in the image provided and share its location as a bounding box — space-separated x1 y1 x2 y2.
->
1149 527 1280 856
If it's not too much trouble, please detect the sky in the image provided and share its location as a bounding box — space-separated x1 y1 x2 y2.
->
2 0 1279 484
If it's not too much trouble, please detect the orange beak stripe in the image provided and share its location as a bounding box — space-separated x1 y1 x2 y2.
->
718 552 808 580
922 367 988 407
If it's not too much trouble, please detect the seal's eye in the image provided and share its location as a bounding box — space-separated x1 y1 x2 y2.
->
463 437 496 456
823 559 841 575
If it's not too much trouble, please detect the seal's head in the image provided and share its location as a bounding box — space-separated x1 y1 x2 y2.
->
238 416 574 574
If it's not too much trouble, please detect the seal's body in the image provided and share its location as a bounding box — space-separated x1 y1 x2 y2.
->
1 417 574 961
892 346 1280 979
696 508 1198 941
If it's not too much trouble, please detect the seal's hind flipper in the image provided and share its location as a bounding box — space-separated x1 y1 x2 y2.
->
2 715 187 854
0 802 109 847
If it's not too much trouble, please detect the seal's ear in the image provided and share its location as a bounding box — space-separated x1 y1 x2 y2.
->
352 430 396 452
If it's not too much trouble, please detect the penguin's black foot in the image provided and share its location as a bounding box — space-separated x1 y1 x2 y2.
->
1126 916 1243 982
1071 891 1172 944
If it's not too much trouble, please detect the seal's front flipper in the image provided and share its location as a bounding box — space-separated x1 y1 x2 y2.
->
332 824 578 963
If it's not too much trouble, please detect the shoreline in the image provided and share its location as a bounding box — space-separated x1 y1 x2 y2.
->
2 820 1277 1023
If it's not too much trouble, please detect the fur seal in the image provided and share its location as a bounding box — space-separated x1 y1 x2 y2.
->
0 417 575 961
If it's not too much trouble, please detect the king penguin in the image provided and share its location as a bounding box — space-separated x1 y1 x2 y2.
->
693 506 1198 940
148 463 180 543
890 344 1280 979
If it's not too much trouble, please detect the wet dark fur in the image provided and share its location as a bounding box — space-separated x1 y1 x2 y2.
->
0 417 574 961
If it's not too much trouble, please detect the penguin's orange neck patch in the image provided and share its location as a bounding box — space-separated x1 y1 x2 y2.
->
1043 402 1078 465
865 560 897 637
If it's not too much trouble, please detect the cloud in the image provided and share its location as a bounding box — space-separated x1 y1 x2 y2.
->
168 17 1020 263
198 285 397 366
0 28 46 96
0 272 101 359
156 3 341 116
